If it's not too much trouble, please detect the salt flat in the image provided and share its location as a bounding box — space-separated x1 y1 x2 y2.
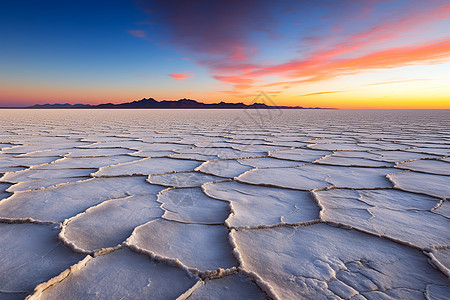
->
0 109 449 299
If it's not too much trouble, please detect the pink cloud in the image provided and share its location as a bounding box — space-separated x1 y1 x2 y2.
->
128 30 147 39
169 73 193 80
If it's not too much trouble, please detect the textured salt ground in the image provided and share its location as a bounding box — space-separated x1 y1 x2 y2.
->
61 195 163 253
6 177 88 192
92 157 201 177
264 141 310 148
0 142 91 154
189 273 266 300
31 248 199 300
406 147 450 156
159 187 229 224
0 168 96 183
35 155 141 169
314 189 449 249
396 159 450 176
237 157 301 168
388 171 449 199
1 110 449 299
307 143 377 151
233 224 449 300
355 142 412 150
268 148 332 162
0 223 84 299
16 148 135 158
110 142 194 152
79 140 154 149
126 218 237 273
148 171 224 188
0 177 164 222
238 165 396 190
128 150 175 158
0 156 61 169
173 147 266 160
361 150 440 162
196 160 253 178
314 155 393 167
204 181 319 228
434 201 450 218
426 248 450 277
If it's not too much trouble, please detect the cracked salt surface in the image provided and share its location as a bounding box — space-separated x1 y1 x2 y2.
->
0 109 449 299
159 187 230 224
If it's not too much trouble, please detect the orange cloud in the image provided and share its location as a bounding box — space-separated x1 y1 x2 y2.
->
300 91 345 97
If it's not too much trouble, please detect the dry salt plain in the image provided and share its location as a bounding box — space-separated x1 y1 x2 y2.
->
0 108 449 300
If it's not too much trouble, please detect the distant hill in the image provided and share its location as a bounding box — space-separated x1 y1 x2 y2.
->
22 97 327 109
30 103 91 108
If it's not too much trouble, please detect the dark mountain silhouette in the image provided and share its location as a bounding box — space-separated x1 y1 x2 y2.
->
23 97 328 109
30 103 91 108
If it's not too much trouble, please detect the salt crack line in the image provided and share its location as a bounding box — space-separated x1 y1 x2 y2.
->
26 255 93 300
228 229 279 300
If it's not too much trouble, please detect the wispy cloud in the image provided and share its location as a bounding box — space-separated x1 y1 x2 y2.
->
128 30 147 39
300 91 345 97
362 79 433 86
168 73 193 80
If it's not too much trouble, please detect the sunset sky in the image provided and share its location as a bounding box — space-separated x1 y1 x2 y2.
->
1 0 449 108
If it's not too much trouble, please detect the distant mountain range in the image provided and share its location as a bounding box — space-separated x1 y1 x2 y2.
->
20 98 328 109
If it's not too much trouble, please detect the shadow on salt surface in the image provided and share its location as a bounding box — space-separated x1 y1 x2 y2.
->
237 165 397 190
126 218 237 275
158 188 229 224
233 223 450 300
61 195 163 253
314 189 449 249
203 181 319 228
425 248 450 278
30 248 199 300
189 272 266 300
0 177 164 223
92 157 201 177
388 171 449 199
169 153 219 161
0 223 84 299
0 182 11 200
434 201 450 219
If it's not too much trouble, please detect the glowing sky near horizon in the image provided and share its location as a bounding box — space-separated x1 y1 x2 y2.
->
0 0 449 108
